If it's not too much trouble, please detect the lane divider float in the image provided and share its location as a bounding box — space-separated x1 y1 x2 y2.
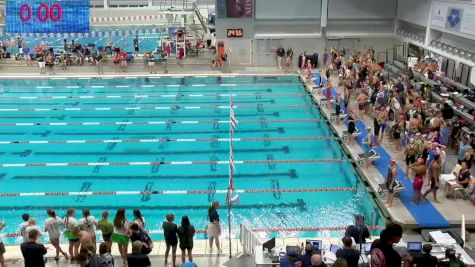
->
0 158 345 168
1 82 302 91
0 136 333 145
0 187 358 198
0 104 311 113
0 119 322 127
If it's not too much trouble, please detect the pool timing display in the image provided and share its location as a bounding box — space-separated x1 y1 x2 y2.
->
6 0 90 33
227 29 244 38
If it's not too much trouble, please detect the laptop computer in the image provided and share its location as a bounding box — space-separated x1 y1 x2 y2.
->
407 242 423 258
364 242 373 255
305 240 322 255
330 244 342 254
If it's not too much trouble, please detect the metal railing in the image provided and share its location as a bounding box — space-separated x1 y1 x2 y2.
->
156 0 196 11
192 1 207 32
240 223 263 255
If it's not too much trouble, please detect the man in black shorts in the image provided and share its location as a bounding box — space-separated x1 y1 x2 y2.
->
276 47 285 70
133 36 139 55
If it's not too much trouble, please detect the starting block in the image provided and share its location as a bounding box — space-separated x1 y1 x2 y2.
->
378 180 405 199
319 98 327 107
330 113 338 123
357 149 380 167
342 127 361 143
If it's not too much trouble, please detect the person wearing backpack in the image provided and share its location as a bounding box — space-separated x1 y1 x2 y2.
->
129 223 153 255
370 223 412 267
97 243 114 267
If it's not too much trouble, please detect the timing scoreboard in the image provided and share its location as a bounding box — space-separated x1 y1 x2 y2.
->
6 0 90 33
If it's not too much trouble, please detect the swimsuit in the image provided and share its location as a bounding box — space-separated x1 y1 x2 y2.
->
386 166 396 193
348 120 356 134
413 175 423 191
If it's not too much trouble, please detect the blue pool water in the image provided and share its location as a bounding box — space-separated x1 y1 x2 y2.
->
0 75 385 244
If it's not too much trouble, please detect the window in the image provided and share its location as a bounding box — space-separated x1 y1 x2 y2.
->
459 63 472 86
446 59 456 80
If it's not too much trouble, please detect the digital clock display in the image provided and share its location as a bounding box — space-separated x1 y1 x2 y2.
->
6 0 90 33
227 29 244 38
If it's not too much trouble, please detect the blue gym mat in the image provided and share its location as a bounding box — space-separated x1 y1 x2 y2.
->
319 80 450 228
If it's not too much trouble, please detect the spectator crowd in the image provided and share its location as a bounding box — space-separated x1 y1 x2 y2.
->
0 203 219 267
300 47 475 207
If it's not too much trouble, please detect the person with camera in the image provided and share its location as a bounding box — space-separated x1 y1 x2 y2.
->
439 248 466 267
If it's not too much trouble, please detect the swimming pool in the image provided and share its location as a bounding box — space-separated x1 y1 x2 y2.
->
0 25 168 53
0 75 385 244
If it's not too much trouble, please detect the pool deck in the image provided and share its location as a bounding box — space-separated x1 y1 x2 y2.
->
0 64 474 265
302 74 475 229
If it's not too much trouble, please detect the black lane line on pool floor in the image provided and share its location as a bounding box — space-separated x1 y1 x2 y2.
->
0 92 303 100
14 146 290 156
11 169 298 180
31 127 286 136
0 201 307 211
0 99 277 106
0 88 275 94
142 182 154 202
0 105 309 113
0 112 281 121
75 182 92 202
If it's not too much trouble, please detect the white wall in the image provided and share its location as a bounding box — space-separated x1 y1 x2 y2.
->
255 0 321 20
396 0 430 27
328 0 397 19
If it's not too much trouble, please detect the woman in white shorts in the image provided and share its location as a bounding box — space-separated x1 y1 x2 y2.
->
207 201 221 254
63 208 80 261
45 209 68 261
